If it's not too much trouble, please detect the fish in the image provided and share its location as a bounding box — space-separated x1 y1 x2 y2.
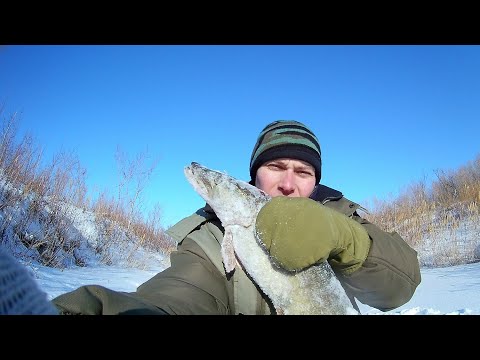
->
184 162 358 315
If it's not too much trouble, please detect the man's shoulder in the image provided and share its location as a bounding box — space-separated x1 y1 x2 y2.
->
167 205 225 275
167 205 220 243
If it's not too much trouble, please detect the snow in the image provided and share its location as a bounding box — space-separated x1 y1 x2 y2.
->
21 252 480 315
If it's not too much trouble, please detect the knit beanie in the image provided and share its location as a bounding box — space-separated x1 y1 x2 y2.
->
249 120 322 184
0 249 58 315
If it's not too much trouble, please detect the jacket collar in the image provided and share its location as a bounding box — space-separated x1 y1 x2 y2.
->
309 184 343 203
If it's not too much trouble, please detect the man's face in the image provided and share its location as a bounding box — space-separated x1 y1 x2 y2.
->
255 158 316 198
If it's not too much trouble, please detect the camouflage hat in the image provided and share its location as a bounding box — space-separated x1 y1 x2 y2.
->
249 120 321 184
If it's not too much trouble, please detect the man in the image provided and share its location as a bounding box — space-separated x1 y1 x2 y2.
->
52 120 421 315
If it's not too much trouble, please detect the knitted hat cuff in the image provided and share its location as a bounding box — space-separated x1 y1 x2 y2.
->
250 145 321 184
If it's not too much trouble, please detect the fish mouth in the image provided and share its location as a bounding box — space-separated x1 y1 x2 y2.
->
188 162 207 178
185 162 202 177
184 162 214 199
187 162 208 183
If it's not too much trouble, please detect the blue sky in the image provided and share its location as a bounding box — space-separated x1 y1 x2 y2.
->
1 45 479 227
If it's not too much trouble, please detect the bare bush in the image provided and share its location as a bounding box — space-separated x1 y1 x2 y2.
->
93 146 176 260
0 105 174 269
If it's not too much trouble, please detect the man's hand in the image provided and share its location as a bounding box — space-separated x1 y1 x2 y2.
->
255 196 371 275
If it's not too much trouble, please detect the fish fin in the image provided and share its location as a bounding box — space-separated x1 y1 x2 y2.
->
222 228 236 274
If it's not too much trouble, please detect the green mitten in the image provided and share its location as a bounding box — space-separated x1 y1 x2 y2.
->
255 196 371 275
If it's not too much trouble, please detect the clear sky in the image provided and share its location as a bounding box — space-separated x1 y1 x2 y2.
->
1 45 479 227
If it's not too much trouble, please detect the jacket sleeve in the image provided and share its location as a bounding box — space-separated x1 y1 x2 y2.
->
52 238 230 315
135 238 230 314
337 213 422 312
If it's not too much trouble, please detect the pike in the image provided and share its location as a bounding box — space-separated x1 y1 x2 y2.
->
184 162 358 315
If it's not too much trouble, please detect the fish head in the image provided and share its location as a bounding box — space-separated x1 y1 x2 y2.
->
184 162 271 227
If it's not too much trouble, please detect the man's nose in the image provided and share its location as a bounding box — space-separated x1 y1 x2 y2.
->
278 170 295 195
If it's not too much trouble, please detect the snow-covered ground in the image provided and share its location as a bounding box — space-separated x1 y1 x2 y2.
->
20 254 480 315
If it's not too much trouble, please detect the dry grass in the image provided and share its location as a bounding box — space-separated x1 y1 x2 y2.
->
0 106 175 268
365 154 480 267
92 146 175 254
3 103 479 269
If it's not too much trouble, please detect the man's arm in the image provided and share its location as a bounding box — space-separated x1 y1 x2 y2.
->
52 238 230 315
337 214 421 311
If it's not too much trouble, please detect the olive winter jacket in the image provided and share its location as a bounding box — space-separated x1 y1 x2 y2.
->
52 184 421 315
